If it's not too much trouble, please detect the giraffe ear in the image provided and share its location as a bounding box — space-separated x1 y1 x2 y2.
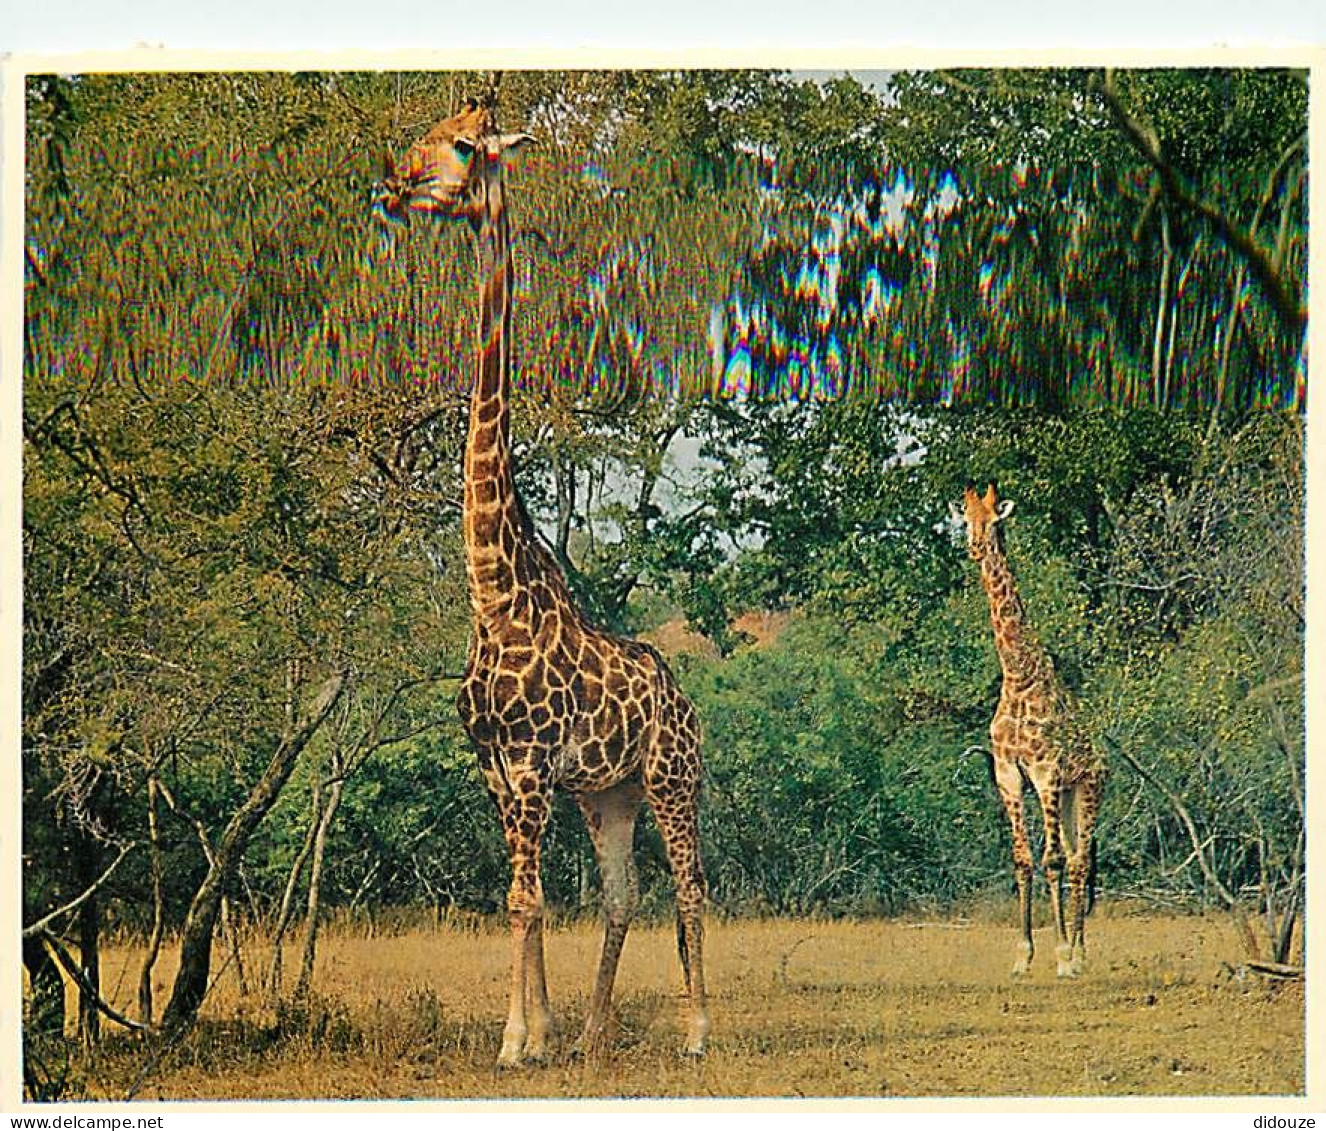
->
994 499 1016 521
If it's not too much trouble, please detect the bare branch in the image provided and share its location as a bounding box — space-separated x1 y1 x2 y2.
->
23 841 138 940
37 931 151 1033
1112 745 1230 902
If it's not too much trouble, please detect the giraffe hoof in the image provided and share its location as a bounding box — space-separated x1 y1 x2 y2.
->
523 1031 553 1063
495 1049 550 1070
496 1040 527 1069
1056 944 1077 977
683 1016 710 1058
1011 942 1033 978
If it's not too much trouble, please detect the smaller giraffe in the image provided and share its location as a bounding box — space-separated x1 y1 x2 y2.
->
961 482 1104 977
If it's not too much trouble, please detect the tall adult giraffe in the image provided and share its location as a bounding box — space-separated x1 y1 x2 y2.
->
961 483 1104 977
376 101 710 1065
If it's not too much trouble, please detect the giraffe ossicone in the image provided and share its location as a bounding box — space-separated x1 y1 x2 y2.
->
379 100 710 1065
962 481 1105 979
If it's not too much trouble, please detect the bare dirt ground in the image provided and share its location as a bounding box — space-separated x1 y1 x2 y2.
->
78 910 1303 1101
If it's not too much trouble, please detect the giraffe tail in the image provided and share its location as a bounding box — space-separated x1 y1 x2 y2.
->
675 859 707 984
676 911 691 984
1086 830 1099 917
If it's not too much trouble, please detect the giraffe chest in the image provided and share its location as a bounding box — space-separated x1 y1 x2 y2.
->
990 691 1058 761
456 624 661 789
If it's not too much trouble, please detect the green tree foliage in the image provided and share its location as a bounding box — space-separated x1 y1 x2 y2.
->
23 72 470 1039
683 616 998 915
715 67 1305 412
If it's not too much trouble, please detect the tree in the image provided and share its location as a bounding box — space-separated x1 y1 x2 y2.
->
23 72 471 1044
1095 415 1303 961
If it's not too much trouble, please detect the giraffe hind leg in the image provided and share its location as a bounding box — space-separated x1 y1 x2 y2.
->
1064 777 1100 975
573 780 643 1058
1055 781 1082 977
675 905 691 986
646 756 709 1055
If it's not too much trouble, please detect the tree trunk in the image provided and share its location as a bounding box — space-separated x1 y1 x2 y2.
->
161 672 346 1034
76 846 101 1050
1214 263 1247 425
138 775 165 1026
1150 209 1173 409
266 799 320 996
554 447 576 565
294 756 344 1002
23 935 65 1038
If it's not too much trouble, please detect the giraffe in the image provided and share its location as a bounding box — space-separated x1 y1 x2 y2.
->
961 482 1104 978
376 101 710 1065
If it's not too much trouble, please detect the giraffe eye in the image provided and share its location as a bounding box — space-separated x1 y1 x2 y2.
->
454 137 477 159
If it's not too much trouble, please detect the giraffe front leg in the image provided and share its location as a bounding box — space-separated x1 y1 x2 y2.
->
497 775 552 1068
994 757 1034 976
498 909 532 1067
1013 867 1034 976
1032 772 1073 977
523 911 554 1061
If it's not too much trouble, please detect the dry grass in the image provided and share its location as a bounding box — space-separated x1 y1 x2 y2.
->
69 910 1302 1101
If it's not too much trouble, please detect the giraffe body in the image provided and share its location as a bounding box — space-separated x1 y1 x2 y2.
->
380 102 708 1063
962 483 1104 977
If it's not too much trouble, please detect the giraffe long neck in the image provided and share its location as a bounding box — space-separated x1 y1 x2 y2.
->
462 179 528 623
979 543 1049 686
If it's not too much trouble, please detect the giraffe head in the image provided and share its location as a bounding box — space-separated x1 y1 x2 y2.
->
962 482 1015 561
375 100 534 229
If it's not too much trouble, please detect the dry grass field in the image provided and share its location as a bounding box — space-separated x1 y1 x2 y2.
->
71 910 1302 1101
